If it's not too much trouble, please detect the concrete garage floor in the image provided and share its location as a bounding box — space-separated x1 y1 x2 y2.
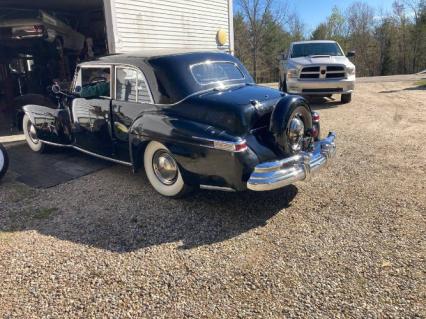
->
0 77 425 317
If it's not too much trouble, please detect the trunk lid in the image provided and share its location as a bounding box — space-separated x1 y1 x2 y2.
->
170 84 284 135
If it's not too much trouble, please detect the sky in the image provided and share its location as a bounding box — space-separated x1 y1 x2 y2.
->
288 0 395 32
235 0 397 34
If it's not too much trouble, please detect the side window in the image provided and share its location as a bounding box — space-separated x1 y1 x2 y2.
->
78 67 111 98
136 70 152 104
116 68 137 102
115 66 152 104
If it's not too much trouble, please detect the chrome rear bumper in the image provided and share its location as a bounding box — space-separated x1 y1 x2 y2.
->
247 132 336 191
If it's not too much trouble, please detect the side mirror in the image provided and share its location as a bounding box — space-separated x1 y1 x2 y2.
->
346 51 355 58
51 84 61 94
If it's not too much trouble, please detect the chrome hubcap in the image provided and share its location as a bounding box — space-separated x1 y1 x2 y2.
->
287 115 305 152
152 151 178 185
27 121 39 144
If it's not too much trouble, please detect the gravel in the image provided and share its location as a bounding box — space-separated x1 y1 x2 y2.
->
0 80 425 318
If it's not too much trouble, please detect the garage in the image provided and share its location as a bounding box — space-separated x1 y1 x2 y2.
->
0 0 108 132
0 0 233 133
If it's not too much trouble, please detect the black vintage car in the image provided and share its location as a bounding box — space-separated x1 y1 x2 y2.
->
22 51 336 197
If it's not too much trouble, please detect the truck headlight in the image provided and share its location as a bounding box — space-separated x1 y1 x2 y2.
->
286 69 298 79
346 66 355 75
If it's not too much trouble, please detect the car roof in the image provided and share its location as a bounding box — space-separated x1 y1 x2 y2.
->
291 40 337 45
79 50 226 66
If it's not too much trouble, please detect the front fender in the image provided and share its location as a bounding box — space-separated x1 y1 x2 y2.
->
23 104 72 145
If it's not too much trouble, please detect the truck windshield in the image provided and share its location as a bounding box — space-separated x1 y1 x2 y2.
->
190 61 245 85
291 43 344 58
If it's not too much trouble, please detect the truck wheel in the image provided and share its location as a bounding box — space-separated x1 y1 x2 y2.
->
0 143 9 180
144 141 193 198
341 93 352 104
23 114 45 153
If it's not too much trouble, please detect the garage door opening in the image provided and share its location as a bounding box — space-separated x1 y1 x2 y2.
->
0 0 109 133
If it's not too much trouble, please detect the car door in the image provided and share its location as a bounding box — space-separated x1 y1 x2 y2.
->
111 66 156 162
71 65 114 157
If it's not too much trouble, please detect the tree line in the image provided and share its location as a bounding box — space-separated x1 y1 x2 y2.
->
234 0 426 82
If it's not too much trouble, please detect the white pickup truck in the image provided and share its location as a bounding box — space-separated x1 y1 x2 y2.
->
279 40 356 103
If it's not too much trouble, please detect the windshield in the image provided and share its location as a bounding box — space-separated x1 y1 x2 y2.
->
190 61 245 85
291 43 344 58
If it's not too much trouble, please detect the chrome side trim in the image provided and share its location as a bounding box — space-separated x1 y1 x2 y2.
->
191 136 247 152
72 146 133 166
39 140 72 148
247 132 336 191
200 185 236 192
40 139 132 166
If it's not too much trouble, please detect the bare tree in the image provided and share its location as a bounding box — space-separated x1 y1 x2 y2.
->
237 0 275 81
346 2 377 76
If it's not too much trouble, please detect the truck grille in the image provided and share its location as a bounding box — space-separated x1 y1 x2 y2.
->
299 65 346 80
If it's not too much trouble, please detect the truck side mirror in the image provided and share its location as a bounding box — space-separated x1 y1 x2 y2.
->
346 51 355 58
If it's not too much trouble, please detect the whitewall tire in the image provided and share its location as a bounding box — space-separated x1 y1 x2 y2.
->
144 141 192 197
0 143 9 180
23 114 45 153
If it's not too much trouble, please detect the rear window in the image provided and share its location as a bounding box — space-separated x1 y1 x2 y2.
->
190 62 245 85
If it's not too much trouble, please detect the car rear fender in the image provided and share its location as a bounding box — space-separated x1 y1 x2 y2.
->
128 112 255 190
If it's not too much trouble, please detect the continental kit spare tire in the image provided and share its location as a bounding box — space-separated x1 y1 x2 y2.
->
270 96 313 156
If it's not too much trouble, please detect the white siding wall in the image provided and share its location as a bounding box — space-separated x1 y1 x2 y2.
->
106 0 232 53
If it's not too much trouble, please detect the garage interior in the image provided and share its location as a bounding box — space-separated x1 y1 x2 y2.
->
0 0 109 134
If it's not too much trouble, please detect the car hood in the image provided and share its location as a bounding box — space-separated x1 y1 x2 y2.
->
169 85 284 135
291 55 351 66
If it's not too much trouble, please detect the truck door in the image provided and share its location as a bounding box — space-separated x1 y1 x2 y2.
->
71 66 114 157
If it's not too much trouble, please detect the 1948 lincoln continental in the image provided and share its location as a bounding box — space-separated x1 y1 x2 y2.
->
22 51 336 197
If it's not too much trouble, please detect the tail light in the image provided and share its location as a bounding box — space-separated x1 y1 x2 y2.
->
33 25 45 33
234 141 248 152
312 112 320 123
213 140 248 152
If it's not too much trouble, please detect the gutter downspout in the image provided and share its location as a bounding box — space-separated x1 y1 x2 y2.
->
103 0 117 53
228 0 234 55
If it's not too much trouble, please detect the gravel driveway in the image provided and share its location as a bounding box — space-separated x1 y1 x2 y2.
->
0 79 425 318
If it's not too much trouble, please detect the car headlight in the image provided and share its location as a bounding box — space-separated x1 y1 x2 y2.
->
286 68 298 79
346 66 355 75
